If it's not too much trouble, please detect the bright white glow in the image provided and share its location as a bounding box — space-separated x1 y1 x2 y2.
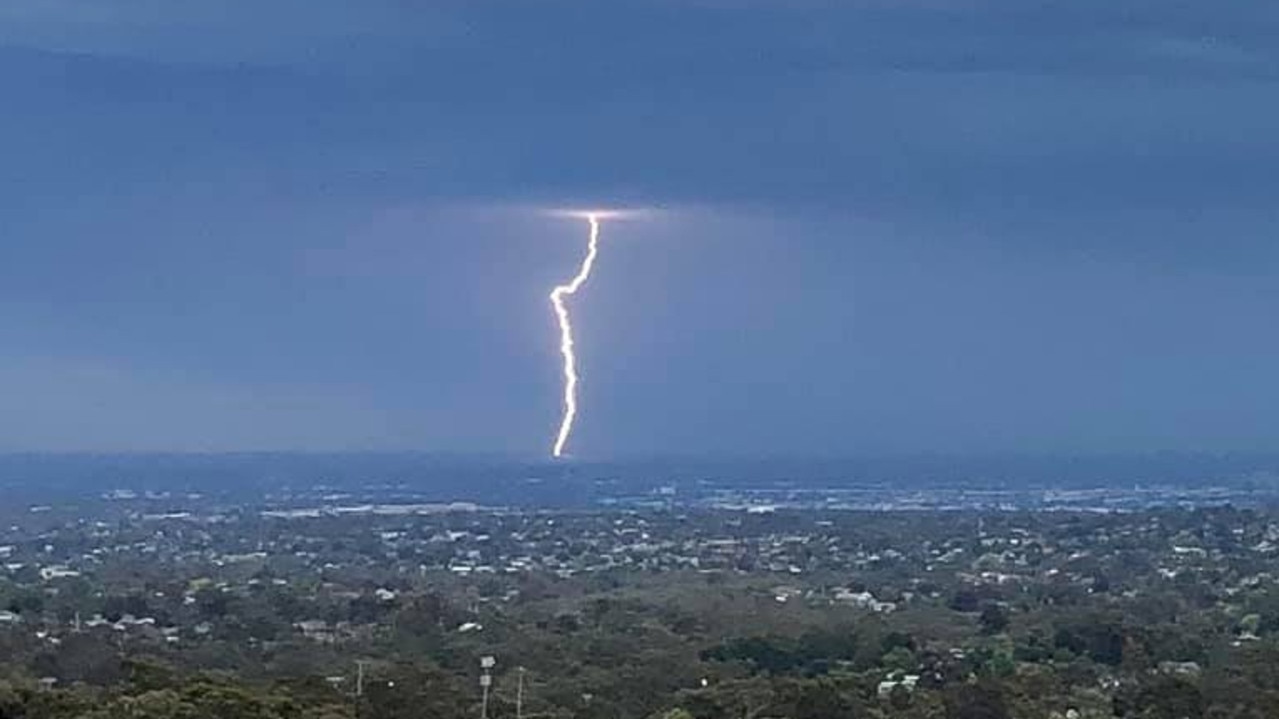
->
549 214 602 458
546 208 641 221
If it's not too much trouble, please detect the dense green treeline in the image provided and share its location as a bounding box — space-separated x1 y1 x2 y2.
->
5 508 1279 717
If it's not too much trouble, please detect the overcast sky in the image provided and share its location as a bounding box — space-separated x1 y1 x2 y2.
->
1 1 1277 456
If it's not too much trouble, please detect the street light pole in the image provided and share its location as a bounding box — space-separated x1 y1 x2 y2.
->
480 656 496 719
516 667 526 719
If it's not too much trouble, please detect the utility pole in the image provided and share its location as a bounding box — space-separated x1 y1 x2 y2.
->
516 667 526 719
480 656 496 719
354 660 369 719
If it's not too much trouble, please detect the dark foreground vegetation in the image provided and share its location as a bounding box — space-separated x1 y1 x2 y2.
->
3 501 1279 717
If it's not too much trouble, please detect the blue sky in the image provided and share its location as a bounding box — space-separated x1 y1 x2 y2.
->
1 1 1277 455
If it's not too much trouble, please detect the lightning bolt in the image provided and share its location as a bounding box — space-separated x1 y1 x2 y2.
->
550 214 602 458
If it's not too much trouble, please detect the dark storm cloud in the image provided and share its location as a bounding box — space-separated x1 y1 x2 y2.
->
0 1 1276 453
8 0 1278 215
